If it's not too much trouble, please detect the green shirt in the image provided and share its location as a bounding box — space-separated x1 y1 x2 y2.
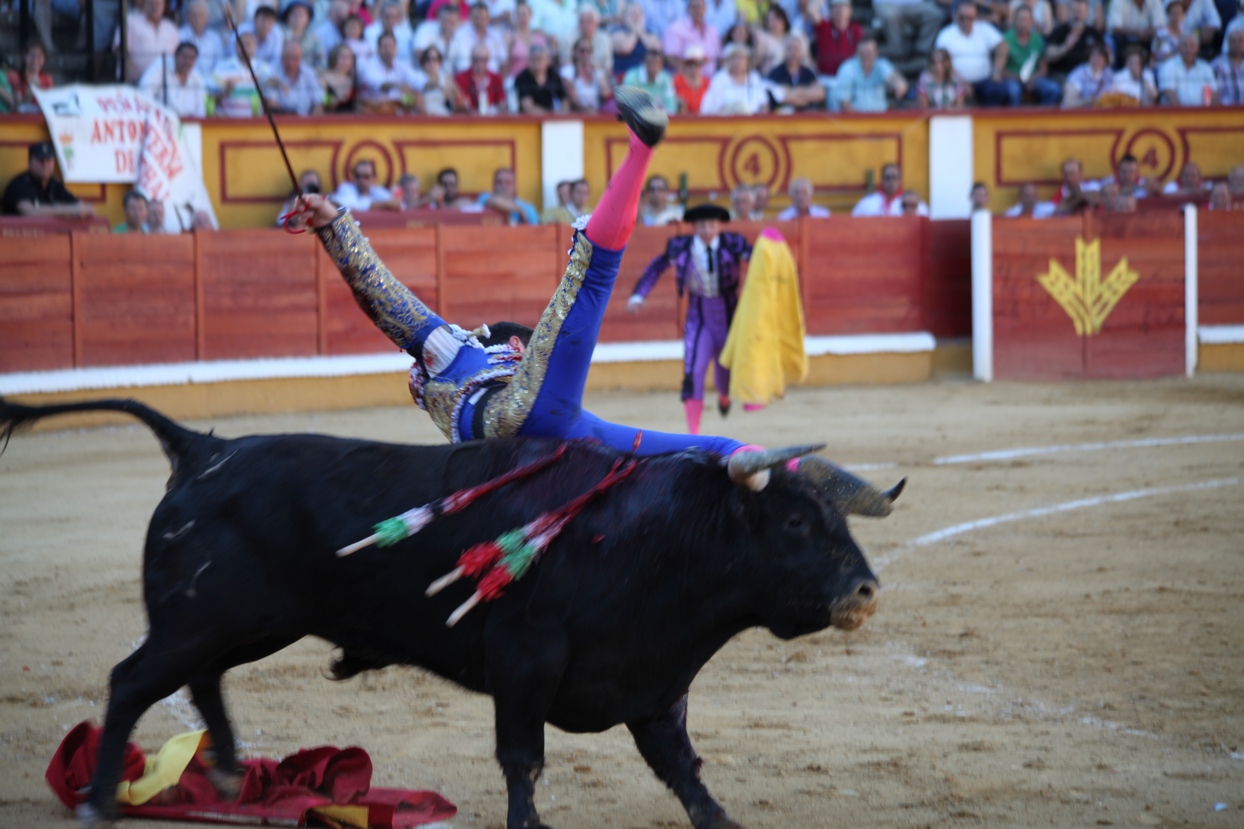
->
1003 29 1045 78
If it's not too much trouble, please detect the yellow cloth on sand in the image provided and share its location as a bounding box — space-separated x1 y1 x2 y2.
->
719 232 808 406
115 729 210 805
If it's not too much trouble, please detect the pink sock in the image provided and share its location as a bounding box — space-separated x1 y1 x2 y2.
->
585 133 653 251
684 399 704 434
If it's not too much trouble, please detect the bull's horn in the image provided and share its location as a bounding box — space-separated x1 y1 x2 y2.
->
797 455 903 517
727 444 826 491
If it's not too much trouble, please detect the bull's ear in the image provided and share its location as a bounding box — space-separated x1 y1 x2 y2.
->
726 444 826 491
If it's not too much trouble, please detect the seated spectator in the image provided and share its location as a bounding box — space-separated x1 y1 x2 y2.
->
1159 32 1217 103
562 38 614 112
0 73 13 114
146 199 167 233
1101 152 1149 196
778 177 831 219
1150 0 1182 65
1097 181 1123 210
729 183 762 220
1162 161 1212 194
122 0 179 82
2 141 95 218
611 2 661 78
1213 28 1243 103
315 0 350 57
456 44 509 112
724 21 757 56
673 44 711 113
1046 0 1106 76
282 0 326 71
753 183 772 215
365 0 415 62
510 1 552 78
754 5 792 75
981 0 1014 29
622 46 679 111
768 32 828 109
358 31 424 112
532 0 580 61
1004 182 1057 216
1003 5 1062 104
448 2 508 73
1111 44 1158 102
1182 0 1221 48
576 5 615 77
542 178 591 223
1222 0 1244 56
332 159 393 210
1229 164 1244 196
253 6 285 66
1010 0 1056 35
113 190 149 233
706 0 739 38
639 174 684 225
701 43 782 113
1053 156 1101 209
1208 180 1232 211
420 46 465 114
899 189 930 216
1106 0 1164 62
427 167 479 209
209 30 265 118
263 40 324 114
872 0 944 68
394 174 431 210
1062 41 1114 105
276 168 324 227
140 42 209 118
490 0 524 29
812 0 864 78
852 162 904 215
477 167 539 224
414 4 460 62
935 2 1010 106
341 14 374 63
179 0 225 74
917 47 968 107
515 43 568 112
835 35 907 112
971 181 991 210
322 44 358 111
664 0 723 73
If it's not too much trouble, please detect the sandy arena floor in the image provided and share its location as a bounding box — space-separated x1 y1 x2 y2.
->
1 376 1242 829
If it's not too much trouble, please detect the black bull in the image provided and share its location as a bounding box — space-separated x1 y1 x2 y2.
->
0 397 890 829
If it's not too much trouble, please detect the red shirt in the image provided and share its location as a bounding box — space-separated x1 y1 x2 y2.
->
673 74 708 114
814 21 863 76
454 69 506 111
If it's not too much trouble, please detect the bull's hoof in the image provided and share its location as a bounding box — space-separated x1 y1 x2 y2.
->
75 802 116 829
205 765 244 800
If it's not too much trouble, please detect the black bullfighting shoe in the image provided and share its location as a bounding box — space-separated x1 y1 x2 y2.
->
615 86 667 148
718 395 731 417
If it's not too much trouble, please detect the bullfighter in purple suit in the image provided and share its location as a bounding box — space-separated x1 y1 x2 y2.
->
627 204 752 435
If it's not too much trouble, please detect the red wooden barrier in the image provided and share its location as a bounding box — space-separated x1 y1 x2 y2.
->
0 216 110 236
0 235 73 372
1198 212 1244 326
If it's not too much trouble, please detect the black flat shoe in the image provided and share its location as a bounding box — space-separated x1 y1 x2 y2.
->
614 86 668 148
718 397 731 417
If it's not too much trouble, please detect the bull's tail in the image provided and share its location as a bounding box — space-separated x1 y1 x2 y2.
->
0 396 214 474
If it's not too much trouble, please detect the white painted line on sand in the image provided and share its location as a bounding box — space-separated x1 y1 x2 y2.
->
932 433 1244 466
875 477 1241 570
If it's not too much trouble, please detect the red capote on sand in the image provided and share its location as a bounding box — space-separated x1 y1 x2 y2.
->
47 721 456 828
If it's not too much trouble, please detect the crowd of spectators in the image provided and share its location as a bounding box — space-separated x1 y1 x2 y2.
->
4 0 1244 116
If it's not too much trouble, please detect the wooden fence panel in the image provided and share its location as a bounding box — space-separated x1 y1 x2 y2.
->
0 235 74 372
324 227 440 355
441 224 562 329
598 223 684 343
198 230 319 360
73 233 196 366
992 217 1085 380
925 220 972 339
803 217 925 335
1198 212 1244 326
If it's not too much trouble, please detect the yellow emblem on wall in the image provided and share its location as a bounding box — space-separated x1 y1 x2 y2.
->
1036 238 1140 335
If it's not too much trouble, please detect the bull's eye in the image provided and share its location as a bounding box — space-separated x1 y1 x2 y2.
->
785 513 808 536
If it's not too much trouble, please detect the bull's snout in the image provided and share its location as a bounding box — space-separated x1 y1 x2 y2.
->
829 578 880 631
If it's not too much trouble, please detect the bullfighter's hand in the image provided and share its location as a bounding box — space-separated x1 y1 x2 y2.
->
626 295 644 314
296 194 340 229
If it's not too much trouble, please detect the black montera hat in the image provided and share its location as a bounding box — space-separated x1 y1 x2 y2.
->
29 141 55 159
683 204 731 223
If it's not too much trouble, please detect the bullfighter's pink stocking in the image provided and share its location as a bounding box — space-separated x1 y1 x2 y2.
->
585 132 653 251
684 399 704 435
